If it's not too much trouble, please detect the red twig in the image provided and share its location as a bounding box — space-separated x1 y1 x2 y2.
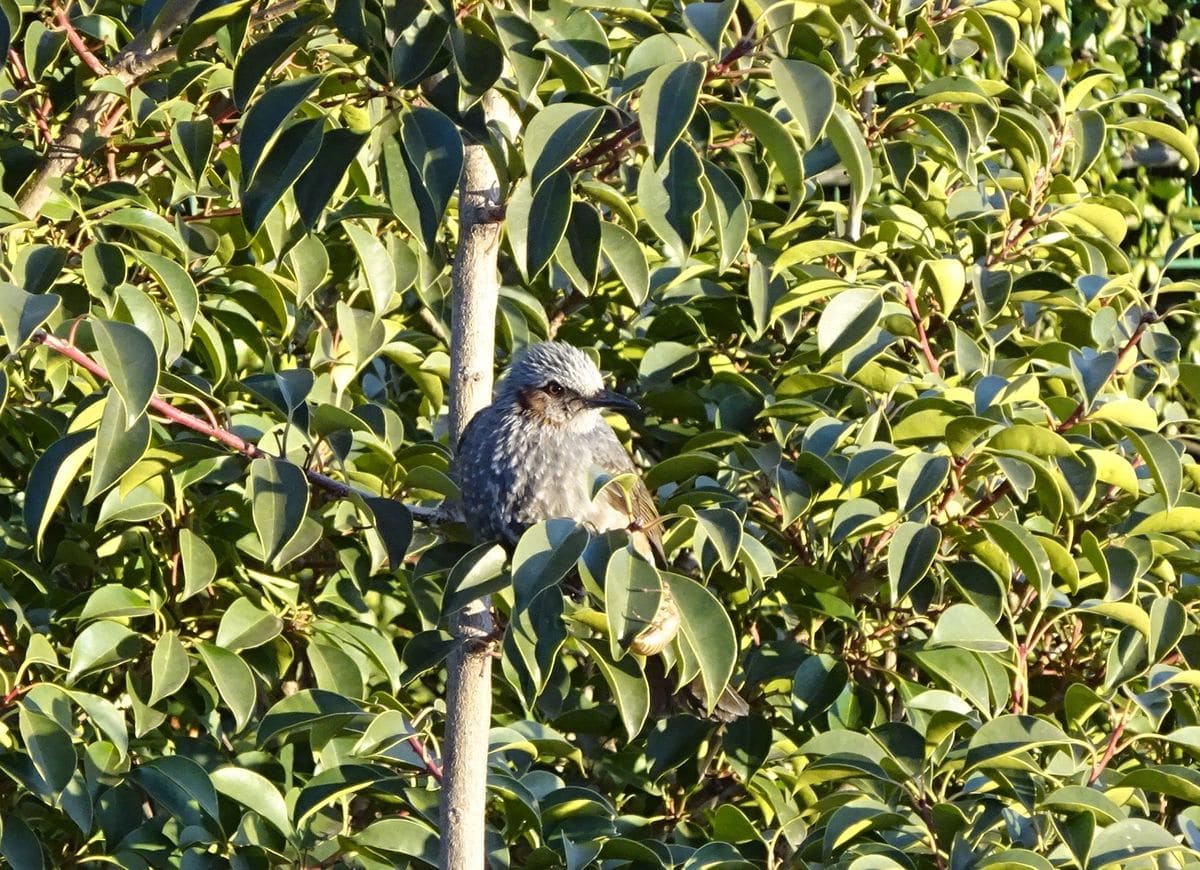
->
1055 311 1157 432
56 5 110 77
32 329 355 499
183 207 243 222
34 96 53 143
903 282 940 376
962 311 1156 523
1089 706 1130 784
407 735 444 781
7 48 30 83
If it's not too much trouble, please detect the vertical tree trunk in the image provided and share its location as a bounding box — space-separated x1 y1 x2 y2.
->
439 89 511 870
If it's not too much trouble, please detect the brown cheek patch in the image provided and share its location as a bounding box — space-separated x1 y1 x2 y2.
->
517 386 548 417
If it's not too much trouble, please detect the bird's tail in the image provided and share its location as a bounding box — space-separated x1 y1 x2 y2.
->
629 579 681 656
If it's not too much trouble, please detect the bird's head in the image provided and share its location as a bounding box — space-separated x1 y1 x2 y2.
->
500 342 640 431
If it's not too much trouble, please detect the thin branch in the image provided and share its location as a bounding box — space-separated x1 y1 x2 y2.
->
56 5 110 76
1054 311 1157 432
29 329 450 525
406 735 444 781
903 281 940 376
1089 705 1131 784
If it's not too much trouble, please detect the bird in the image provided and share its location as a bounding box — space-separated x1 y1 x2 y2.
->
452 341 746 721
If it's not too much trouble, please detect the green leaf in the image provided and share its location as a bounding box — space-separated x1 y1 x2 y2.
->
24 431 96 556
170 117 215 181
966 714 1073 771
887 522 941 601
257 689 364 746
1124 428 1181 509
149 630 190 706
294 127 366 230
694 507 743 571
1114 119 1199 172
1088 818 1184 868
1069 348 1118 411
896 452 951 515
722 102 804 204
129 755 221 828
133 251 199 339
770 59 836 147
363 496 413 571
638 141 705 259
211 767 294 840
792 654 848 726
79 584 154 621
1131 506 1200 535
578 638 649 740
239 75 321 185
1148 597 1185 662
242 117 324 234
179 528 217 601
399 107 464 243
666 573 737 716
987 424 1074 457
599 222 649 305
98 208 186 258
350 817 439 863
345 223 398 314
19 704 76 793
640 60 705 165
175 0 253 60
930 604 1010 653
249 457 309 565
818 289 882 358
827 105 874 212
195 642 256 733
294 764 389 828
0 282 60 350
215 598 283 651
66 620 140 684
86 394 150 503
701 159 749 273
91 320 159 426
443 543 509 617
525 103 604 191
507 170 572 280
981 520 1052 597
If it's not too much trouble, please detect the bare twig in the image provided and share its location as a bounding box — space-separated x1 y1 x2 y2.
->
903 281 940 376
1089 706 1131 784
29 329 449 525
56 5 110 76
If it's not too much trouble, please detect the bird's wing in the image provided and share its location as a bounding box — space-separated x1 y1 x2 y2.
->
588 424 664 562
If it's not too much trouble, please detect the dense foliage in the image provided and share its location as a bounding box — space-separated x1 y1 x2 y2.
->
1 0 1199 867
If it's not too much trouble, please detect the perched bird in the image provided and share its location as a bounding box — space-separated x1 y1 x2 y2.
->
454 341 677 651
452 341 746 720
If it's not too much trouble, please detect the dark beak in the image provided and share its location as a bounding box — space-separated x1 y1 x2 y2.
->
588 389 642 417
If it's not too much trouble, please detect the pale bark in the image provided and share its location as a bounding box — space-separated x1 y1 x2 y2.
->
439 89 513 870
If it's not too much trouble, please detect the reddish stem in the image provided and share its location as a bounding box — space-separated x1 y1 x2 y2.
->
903 282 940 376
32 329 354 499
1089 707 1130 784
407 735 444 781
56 5 110 77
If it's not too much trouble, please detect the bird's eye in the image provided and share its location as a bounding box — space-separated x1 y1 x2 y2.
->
544 380 564 396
